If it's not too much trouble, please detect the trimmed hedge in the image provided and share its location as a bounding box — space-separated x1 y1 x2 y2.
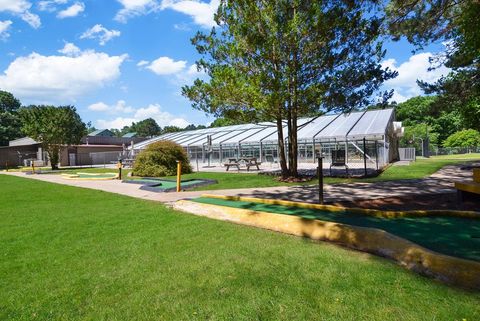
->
133 141 192 177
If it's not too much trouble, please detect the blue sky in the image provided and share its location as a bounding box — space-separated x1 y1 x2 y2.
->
0 0 450 130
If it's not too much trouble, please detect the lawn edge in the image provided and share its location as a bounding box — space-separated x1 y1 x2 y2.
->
174 199 480 290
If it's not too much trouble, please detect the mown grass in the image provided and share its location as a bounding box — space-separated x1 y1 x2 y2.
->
0 174 479 320
362 153 480 182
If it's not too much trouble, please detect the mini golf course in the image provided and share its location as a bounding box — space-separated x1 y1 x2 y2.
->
61 172 118 180
174 195 480 288
123 177 217 192
192 196 480 262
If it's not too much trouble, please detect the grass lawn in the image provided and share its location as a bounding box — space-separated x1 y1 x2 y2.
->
1 174 479 320
362 153 480 182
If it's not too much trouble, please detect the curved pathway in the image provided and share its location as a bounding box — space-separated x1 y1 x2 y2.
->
1 162 478 205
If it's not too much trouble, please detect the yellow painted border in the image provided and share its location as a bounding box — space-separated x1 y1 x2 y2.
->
61 172 119 180
201 194 480 219
174 200 480 290
455 181 480 194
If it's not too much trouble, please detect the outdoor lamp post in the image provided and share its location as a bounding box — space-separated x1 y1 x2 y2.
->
117 158 123 180
317 153 324 204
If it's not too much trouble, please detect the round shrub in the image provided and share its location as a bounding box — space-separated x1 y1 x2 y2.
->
443 129 480 148
133 140 192 177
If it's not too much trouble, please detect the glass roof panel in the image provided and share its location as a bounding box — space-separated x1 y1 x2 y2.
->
297 114 339 139
134 109 394 149
318 111 364 138
348 108 393 138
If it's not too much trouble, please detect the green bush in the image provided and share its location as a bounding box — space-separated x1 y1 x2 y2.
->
133 141 192 177
443 129 480 147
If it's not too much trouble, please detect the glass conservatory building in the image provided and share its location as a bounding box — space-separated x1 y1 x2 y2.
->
131 108 403 169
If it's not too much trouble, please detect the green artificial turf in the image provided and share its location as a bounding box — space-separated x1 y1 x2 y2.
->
69 173 118 179
130 178 212 190
0 174 480 320
193 197 480 262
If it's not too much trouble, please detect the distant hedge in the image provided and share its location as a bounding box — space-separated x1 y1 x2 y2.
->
133 141 192 177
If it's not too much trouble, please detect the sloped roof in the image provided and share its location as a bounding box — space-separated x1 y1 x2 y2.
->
88 129 114 137
132 108 395 149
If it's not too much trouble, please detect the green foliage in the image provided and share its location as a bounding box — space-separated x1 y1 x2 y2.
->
443 129 480 148
0 90 22 146
183 0 395 177
133 141 192 177
19 105 86 169
184 124 207 131
162 126 182 134
400 123 439 150
131 118 161 137
396 96 437 126
396 96 463 144
386 1 480 137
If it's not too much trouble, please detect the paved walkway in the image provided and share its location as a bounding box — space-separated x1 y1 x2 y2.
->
1 162 477 205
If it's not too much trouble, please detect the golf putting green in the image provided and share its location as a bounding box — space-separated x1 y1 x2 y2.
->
193 197 480 262
61 172 118 180
123 178 216 192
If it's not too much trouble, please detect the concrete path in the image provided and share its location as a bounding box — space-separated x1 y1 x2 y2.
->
1 162 478 205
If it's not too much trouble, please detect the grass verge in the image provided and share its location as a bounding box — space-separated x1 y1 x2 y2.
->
0 174 479 320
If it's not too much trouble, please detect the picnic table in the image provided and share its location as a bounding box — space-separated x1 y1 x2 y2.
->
224 157 261 171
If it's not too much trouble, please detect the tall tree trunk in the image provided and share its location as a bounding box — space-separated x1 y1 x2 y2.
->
276 115 289 178
290 107 298 177
48 144 59 170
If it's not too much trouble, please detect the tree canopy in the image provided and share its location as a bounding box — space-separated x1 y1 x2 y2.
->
19 105 86 169
386 0 480 133
131 118 162 138
183 0 395 178
0 90 22 146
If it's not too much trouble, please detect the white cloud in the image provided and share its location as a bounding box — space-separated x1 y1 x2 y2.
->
57 2 84 18
145 56 187 75
88 100 134 114
38 0 67 12
0 0 41 29
0 0 31 13
169 117 189 128
0 47 128 103
381 52 450 103
21 11 41 28
58 42 81 56
173 22 190 31
137 60 149 67
95 103 190 129
80 24 121 45
114 0 218 27
0 20 12 40
161 0 219 28
88 102 109 112
114 0 160 23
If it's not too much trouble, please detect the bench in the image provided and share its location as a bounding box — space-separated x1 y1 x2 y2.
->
224 158 261 171
454 168 480 204
224 162 240 171
244 158 261 171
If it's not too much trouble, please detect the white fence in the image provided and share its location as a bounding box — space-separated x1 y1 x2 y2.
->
398 148 416 161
